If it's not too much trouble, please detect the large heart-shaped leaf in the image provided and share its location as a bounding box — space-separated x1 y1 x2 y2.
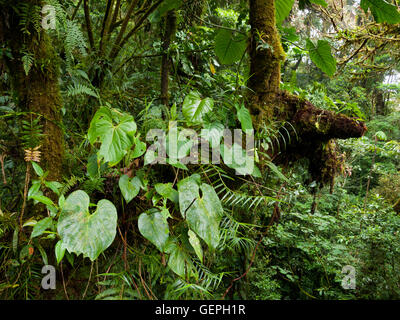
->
88 107 137 166
178 175 223 249
138 209 169 252
57 190 117 261
214 29 247 65
306 39 336 77
182 91 214 124
119 174 141 203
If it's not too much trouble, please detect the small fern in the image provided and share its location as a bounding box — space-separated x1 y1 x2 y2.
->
66 83 99 99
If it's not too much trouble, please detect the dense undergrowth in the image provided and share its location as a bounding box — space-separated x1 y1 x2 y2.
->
1 0 400 300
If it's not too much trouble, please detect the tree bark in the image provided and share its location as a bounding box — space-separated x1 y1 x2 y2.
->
1 0 64 181
160 10 177 106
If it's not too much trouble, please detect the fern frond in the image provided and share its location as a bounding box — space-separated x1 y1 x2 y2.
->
66 83 99 98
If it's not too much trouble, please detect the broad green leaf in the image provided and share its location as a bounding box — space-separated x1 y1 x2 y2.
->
28 181 41 198
155 183 179 204
167 158 188 170
182 91 214 124
44 181 62 196
361 0 400 24
188 230 203 263
57 190 118 261
55 240 66 264
131 139 147 158
167 242 196 279
29 194 55 207
275 0 295 25
178 176 223 249
31 217 53 238
138 209 169 252
36 243 48 265
88 107 137 166
119 174 141 203
237 106 253 132
298 0 328 9
58 194 65 208
214 29 247 65
306 39 336 76
31 162 44 177
309 0 328 7
23 219 37 227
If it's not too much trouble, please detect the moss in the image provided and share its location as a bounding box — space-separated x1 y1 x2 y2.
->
3 1 64 181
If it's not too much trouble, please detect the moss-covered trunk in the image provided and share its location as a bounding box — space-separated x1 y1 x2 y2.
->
160 10 177 106
1 0 64 180
248 0 285 122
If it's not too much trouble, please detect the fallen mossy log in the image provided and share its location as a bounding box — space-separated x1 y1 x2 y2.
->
268 91 367 187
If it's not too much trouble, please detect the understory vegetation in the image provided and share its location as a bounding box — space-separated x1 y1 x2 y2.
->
0 0 400 300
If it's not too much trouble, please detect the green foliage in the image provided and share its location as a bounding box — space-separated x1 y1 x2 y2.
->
360 0 400 24
214 29 247 65
306 39 337 76
275 0 295 25
182 91 214 124
178 174 223 250
138 209 170 252
57 190 117 261
88 107 138 166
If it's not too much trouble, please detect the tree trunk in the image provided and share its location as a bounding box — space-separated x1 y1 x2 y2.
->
248 0 285 122
1 0 64 180
160 10 177 106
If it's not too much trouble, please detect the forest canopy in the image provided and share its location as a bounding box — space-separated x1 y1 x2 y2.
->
0 0 400 300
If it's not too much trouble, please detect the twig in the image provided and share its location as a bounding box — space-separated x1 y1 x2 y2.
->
82 261 94 299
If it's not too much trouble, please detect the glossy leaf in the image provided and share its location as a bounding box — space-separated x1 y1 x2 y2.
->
155 183 179 204
237 106 253 132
